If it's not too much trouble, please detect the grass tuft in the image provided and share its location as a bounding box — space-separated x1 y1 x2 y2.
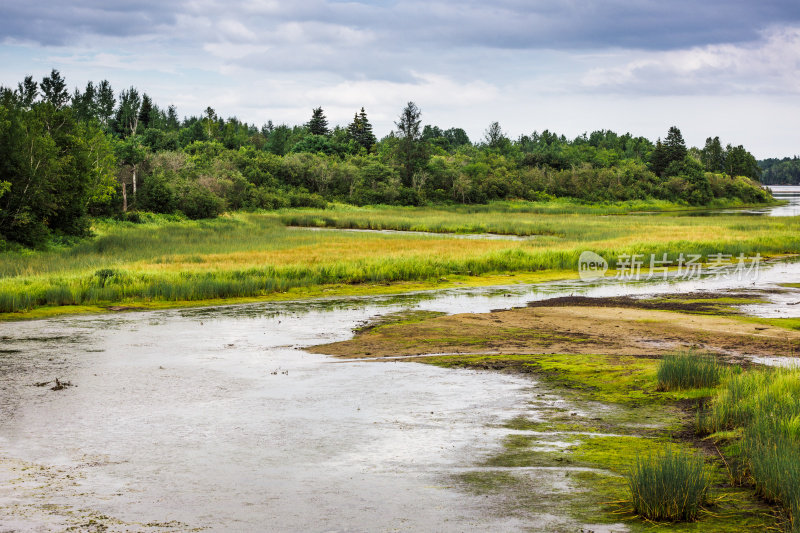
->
626 445 710 522
657 351 725 391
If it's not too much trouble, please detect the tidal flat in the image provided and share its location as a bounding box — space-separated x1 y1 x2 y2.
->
312 277 800 531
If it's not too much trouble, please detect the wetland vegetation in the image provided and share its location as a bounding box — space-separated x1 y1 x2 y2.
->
1 207 799 317
313 290 800 531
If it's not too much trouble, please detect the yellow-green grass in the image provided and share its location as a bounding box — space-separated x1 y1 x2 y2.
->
0 207 798 317
0 270 576 321
424 352 715 405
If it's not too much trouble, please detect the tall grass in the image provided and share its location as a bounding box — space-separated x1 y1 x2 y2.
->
657 352 726 391
0 208 798 313
278 204 800 242
626 446 710 522
698 368 800 531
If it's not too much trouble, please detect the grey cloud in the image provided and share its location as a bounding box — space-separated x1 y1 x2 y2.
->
0 1 182 45
4 0 800 51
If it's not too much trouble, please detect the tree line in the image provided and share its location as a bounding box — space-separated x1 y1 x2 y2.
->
0 70 771 247
759 157 800 185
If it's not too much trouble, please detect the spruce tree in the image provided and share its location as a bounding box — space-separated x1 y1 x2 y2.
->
40 69 69 109
166 105 180 130
650 139 669 177
395 101 426 186
138 94 153 130
307 107 329 135
664 126 687 166
347 107 376 151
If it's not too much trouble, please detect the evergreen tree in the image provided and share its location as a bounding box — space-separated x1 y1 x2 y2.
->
166 105 180 130
650 127 688 177
357 107 375 149
15 76 38 109
40 69 69 109
663 126 687 165
395 101 426 186
138 94 154 130
72 81 97 122
95 80 115 131
649 139 669 177
307 107 329 136
347 107 376 151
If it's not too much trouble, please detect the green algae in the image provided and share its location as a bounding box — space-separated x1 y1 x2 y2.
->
423 351 782 531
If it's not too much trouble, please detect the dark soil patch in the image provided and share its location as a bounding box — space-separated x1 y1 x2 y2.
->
526 293 760 314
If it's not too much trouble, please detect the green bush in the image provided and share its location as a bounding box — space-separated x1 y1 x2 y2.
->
288 191 327 209
179 185 225 219
139 171 178 214
627 446 709 522
248 187 291 210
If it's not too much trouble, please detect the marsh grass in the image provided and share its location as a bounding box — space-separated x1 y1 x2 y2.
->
699 368 800 530
657 352 727 391
0 208 798 314
626 446 710 522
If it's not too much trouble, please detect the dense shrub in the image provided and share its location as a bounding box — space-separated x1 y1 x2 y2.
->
139 171 178 213
288 191 327 209
178 184 225 219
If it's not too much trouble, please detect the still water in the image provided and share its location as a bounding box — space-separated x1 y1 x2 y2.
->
1 259 798 531
766 185 800 217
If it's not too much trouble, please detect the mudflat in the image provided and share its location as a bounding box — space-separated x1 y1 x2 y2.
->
313 295 800 362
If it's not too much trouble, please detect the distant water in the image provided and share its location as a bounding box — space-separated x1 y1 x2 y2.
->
766 185 800 217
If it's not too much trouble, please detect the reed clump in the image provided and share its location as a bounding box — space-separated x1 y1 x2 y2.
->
656 351 726 391
626 446 710 522
699 368 800 531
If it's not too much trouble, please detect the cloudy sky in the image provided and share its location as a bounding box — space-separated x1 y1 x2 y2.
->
1 0 799 157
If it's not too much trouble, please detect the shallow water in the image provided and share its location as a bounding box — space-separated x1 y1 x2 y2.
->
287 225 538 240
1 261 799 531
766 185 800 217
701 185 800 217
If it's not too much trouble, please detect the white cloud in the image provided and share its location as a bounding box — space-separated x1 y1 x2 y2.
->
582 25 800 94
203 43 267 60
